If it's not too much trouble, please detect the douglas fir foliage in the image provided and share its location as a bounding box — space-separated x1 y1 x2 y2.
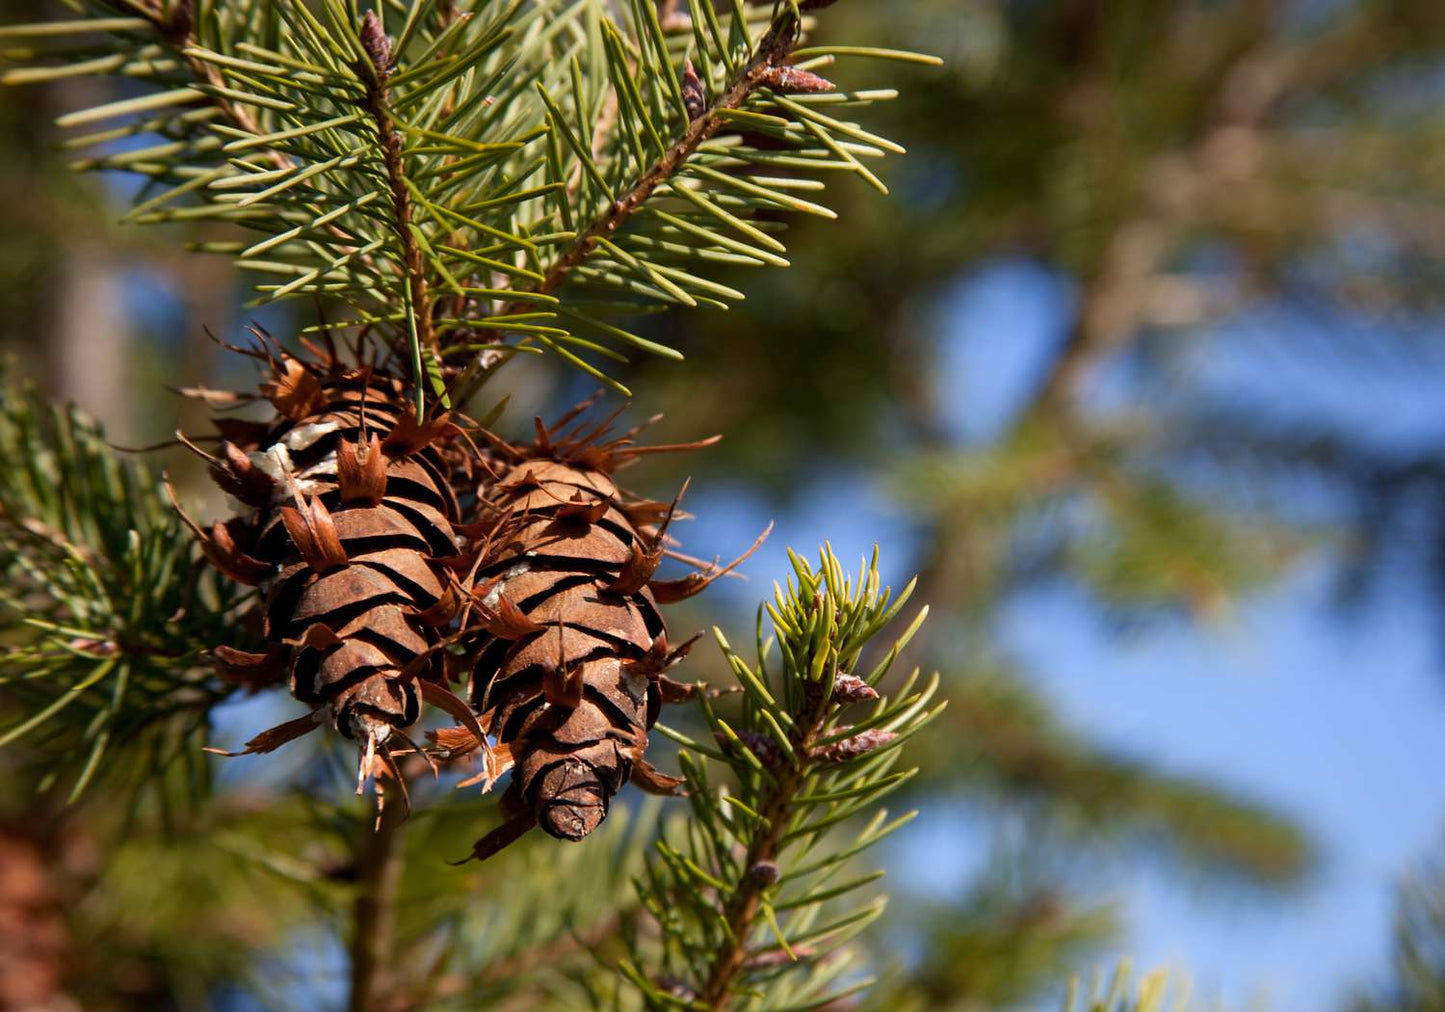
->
625 547 944 1008
0 379 252 801
0 0 956 1008
0 0 933 399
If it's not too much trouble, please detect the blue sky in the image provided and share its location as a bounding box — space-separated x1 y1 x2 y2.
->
1003 567 1445 1010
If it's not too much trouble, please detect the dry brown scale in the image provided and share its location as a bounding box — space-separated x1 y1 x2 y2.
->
174 332 484 807
442 409 766 860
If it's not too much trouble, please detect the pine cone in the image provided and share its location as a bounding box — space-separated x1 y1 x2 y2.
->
178 335 479 797
457 413 763 859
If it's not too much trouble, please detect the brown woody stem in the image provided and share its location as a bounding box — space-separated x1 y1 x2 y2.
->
698 670 832 1009
418 912 625 1005
362 51 435 351
347 804 407 1012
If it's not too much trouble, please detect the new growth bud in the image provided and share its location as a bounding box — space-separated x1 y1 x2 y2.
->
746 860 780 886
762 65 836 94
831 673 879 704
808 728 896 764
682 60 707 120
360 10 393 76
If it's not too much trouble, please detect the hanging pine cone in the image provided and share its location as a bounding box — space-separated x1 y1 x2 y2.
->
174 332 483 801
447 411 766 860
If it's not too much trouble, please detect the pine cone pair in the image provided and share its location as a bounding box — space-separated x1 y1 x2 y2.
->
182 339 759 852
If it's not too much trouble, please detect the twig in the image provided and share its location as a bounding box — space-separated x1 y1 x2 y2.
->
497 9 808 323
347 803 407 1012
404 912 627 1009
150 0 290 175
1015 7 1361 423
362 13 435 351
698 674 832 1009
1029 218 1170 418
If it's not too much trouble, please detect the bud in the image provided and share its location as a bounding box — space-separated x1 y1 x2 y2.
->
746 860 780 886
831 673 878 704
360 10 393 76
761 65 835 94
807 728 896 764
682 60 707 120
165 0 195 45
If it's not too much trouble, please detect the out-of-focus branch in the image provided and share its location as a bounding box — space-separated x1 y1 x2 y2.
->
402 912 626 1010
1021 3 1380 422
348 806 407 1012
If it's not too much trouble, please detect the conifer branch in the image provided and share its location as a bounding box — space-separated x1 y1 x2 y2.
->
507 9 804 318
2 1 937 400
698 672 830 1008
143 0 390 302
625 546 944 1011
144 0 290 175
0 376 253 802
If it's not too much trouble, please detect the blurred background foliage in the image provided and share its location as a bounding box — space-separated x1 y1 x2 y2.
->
8 0 1445 1008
